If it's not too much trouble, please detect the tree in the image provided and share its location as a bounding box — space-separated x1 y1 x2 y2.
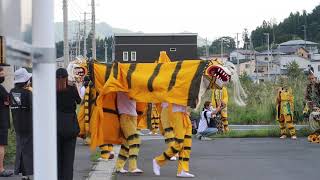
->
287 61 303 79
209 36 236 54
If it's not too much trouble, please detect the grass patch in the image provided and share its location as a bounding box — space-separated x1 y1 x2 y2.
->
4 130 16 165
210 128 312 138
90 150 101 162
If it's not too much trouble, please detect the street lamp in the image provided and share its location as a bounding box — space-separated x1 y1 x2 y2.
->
264 33 270 80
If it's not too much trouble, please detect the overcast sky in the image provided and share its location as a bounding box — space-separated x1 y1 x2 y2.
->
54 0 320 40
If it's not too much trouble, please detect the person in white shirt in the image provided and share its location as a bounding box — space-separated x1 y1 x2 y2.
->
153 103 195 178
197 101 222 141
115 92 143 174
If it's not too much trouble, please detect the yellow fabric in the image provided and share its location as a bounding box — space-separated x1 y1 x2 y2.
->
99 144 114 159
137 102 147 130
115 114 141 171
279 114 296 136
97 60 207 107
90 92 122 149
155 112 192 173
212 87 229 132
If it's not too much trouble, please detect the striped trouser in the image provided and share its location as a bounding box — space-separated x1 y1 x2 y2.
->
115 114 141 171
155 112 192 173
279 114 296 136
151 117 160 133
99 144 114 159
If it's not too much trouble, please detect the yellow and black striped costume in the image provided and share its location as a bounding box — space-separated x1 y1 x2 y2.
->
151 103 160 134
212 87 229 132
276 88 296 137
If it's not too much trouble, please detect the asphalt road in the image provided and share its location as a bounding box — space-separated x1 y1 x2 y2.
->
116 138 320 180
0 139 92 180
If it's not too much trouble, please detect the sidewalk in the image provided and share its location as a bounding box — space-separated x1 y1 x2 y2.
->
0 139 92 180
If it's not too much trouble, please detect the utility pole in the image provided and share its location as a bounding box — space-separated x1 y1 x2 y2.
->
303 25 307 49
264 33 270 80
33 0 57 179
104 41 108 63
83 12 87 58
205 38 209 59
91 0 96 59
220 37 223 61
63 0 69 67
236 33 240 75
77 22 81 57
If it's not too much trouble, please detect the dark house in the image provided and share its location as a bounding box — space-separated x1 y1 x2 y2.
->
112 33 198 63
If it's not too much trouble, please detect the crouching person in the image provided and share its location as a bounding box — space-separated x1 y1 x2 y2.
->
197 101 222 141
115 92 143 174
10 68 33 180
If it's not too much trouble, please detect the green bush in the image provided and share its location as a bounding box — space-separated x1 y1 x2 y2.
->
4 130 16 165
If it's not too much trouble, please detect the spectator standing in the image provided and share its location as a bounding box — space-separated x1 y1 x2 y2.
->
10 68 33 180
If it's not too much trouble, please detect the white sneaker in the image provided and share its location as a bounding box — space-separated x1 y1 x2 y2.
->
170 156 177 161
97 157 109 162
280 135 287 139
177 170 195 178
130 168 144 174
291 136 297 140
116 168 128 174
152 159 161 176
200 136 213 141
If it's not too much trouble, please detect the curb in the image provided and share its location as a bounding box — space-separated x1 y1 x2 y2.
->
87 145 120 180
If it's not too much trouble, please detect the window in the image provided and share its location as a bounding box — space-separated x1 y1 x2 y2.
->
123 51 128 61
131 51 136 61
170 48 176 52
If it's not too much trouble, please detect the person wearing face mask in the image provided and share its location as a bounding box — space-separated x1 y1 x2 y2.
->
197 101 221 141
10 68 33 180
0 67 13 177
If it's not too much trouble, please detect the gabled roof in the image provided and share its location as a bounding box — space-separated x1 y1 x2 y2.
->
279 40 318 46
114 33 198 37
232 49 259 55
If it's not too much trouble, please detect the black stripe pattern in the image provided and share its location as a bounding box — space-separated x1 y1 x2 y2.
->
113 62 119 79
126 63 137 89
168 61 183 91
164 127 174 133
104 64 113 82
187 61 209 108
103 108 118 115
127 134 139 141
147 63 163 92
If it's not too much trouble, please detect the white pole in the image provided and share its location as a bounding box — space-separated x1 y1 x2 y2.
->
105 41 108 63
63 0 69 67
220 38 223 60
236 33 240 75
91 0 96 59
77 22 81 57
32 0 57 180
83 12 87 58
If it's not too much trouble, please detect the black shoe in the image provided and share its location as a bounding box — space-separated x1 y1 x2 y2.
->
0 170 13 177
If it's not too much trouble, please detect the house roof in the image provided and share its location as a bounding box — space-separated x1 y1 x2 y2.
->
259 49 286 55
114 33 198 37
232 49 260 55
279 40 318 46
